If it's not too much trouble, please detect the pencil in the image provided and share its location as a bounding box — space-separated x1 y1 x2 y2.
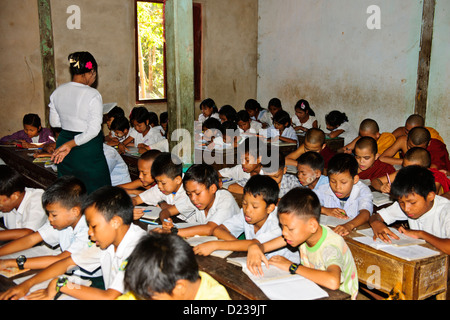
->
386 173 391 185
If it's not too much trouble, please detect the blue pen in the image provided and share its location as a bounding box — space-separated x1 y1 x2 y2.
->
143 209 152 212
139 219 158 225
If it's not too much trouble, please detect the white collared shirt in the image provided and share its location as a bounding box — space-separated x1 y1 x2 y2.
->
191 189 240 225
314 180 373 219
103 144 131 186
49 82 103 146
139 183 197 222
1 188 47 231
378 195 450 238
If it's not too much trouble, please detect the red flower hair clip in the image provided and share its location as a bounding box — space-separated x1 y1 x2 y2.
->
86 61 93 70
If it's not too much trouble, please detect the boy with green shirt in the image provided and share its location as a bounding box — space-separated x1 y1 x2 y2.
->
246 187 359 299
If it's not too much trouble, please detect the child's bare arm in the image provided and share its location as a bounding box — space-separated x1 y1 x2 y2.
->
285 144 306 166
0 231 43 257
398 227 450 255
334 210 370 237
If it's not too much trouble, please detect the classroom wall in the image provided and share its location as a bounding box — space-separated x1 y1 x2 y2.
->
256 0 449 144
0 0 258 138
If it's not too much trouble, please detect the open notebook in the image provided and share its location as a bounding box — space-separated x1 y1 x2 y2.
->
227 256 329 300
184 236 233 259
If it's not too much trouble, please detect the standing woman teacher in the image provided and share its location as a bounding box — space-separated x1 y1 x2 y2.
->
49 51 111 193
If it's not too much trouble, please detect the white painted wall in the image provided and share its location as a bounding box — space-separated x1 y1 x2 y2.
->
257 0 448 144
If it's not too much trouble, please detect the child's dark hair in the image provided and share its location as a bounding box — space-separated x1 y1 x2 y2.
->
183 164 220 189
81 186 133 225
23 114 42 129
0 165 25 197
42 176 87 210
148 111 159 127
200 98 218 113
124 233 199 299
202 117 222 132
355 136 378 155
151 152 183 180
218 105 237 123
140 149 162 162
221 120 239 137
277 187 321 221
130 106 149 124
404 147 431 168
325 110 348 127
110 116 130 132
243 175 279 206
391 165 436 200
68 51 97 77
268 98 282 110
273 110 292 127
294 99 315 117
244 99 262 112
159 111 168 124
327 153 358 178
297 151 325 173
236 110 251 123
107 106 125 120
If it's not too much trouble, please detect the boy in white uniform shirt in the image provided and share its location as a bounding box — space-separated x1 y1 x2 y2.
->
0 177 103 300
135 152 196 223
23 186 147 300
0 166 47 241
194 175 300 263
159 164 240 238
369 165 450 254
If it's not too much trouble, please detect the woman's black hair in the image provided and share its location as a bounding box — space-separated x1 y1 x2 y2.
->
294 99 315 117
325 110 348 127
244 99 262 111
218 105 237 122
68 51 97 77
273 110 292 127
200 98 218 113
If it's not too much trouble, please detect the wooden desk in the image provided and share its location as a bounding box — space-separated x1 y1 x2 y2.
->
345 227 448 300
0 146 57 189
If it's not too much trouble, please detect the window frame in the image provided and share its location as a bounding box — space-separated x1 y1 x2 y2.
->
134 0 202 104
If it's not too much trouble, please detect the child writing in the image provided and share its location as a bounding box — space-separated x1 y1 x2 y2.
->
104 106 125 144
107 116 133 147
325 110 358 146
24 186 148 300
285 128 336 169
291 99 318 132
267 98 283 122
369 165 450 254
0 176 104 300
236 110 262 135
244 99 272 129
315 153 373 236
270 110 299 146
0 113 54 148
133 152 197 223
198 98 220 123
194 175 300 263
296 151 329 191
246 187 359 299
372 147 450 195
0 166 47 241
120 233 230 300
159 164 240 238
354 136 396 183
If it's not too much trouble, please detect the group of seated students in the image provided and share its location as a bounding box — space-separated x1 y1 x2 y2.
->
0 105 449 301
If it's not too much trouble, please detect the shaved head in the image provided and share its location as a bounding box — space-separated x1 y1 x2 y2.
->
305 128 325 145
407 127 431 146
404 147 431 168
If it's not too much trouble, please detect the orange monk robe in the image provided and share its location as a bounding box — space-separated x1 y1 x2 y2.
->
426 127 444 144
377 132 397 157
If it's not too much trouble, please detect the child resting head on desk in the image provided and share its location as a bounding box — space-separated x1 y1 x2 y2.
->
0 165 47 242
314 153 373 237
23 186 148 300
369 165 450 254
246 187 359 300
0 176 105 300
156 163 240 237
133 152 196 224
194 175 300 263
119 232 230 300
